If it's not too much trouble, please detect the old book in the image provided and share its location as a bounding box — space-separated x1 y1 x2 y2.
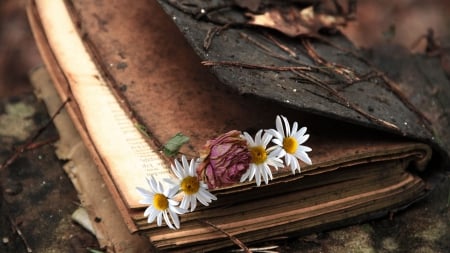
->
27 0 449 252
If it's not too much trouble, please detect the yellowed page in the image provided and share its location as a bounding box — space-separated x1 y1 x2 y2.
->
35 0 171 208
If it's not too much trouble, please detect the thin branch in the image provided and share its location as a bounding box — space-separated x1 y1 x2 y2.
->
302 39 360 83
263 32 297 58
204 24 231 50
0 99 69 172
292 69 400 132
198 219 251 253
307 36 433 130
24 137 59 151
239 32 273 53
378 73 432 127
239 31 313 67
9 215 32 252
202 60 311 71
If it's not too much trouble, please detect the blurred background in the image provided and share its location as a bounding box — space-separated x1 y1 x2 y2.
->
0 0 41 98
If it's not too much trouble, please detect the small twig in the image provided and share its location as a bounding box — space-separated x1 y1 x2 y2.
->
240 32 273 53
378 73 432 127
202 60 311 72
292 69 400 132
302 39 360 83
204 24 231 50
239 32 307 65
0 99 69 172
309 36 434 131
9 215 32 252
198 219 251 253
231 245 279 253
204 27 218 50
301 87 342 103
0 136 59 175
410 28 440 54
263 32 297 58
336 71 380 91
24 137 59 151
239 32 293 63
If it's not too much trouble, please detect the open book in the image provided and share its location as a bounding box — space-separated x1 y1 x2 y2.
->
27 0 449 252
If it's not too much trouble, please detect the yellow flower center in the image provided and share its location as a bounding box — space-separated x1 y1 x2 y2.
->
283 137 298 154
250 146 267 164
153 193 169 211
180 176 200 195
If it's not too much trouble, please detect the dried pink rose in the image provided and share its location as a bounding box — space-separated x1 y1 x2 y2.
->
197 130 251 189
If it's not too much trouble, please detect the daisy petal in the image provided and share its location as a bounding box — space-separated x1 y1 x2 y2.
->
282 115 291 136
248 164 256 181
167 185 180 197
296 133 310 144
297 151 312 165
267 129 283 141
143 206 152 217
147 177 158 192
147 208 159 223
261 165 269 184
180 195 189 210
136 187 152 197
291 121 298 135
291 158 300 174
242 132 255 146
163 211 175 229
188 158 196 176
181 156 190 175
275 115 284 136
298 145 312 153
240 169 251 182
255 130 263 145
298 126 307 137
168 209 181 229
202 189 217 202
156 212 163 226
190 195 197 211
171 163 183 179
262 132 273 147
255 167 261 186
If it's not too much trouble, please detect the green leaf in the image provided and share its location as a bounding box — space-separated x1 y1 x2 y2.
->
163 133 190 157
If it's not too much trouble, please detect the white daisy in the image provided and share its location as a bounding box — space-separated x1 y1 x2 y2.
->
266 115 312 174
171 155 217 212
240 129 284 186
136 176 187 229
